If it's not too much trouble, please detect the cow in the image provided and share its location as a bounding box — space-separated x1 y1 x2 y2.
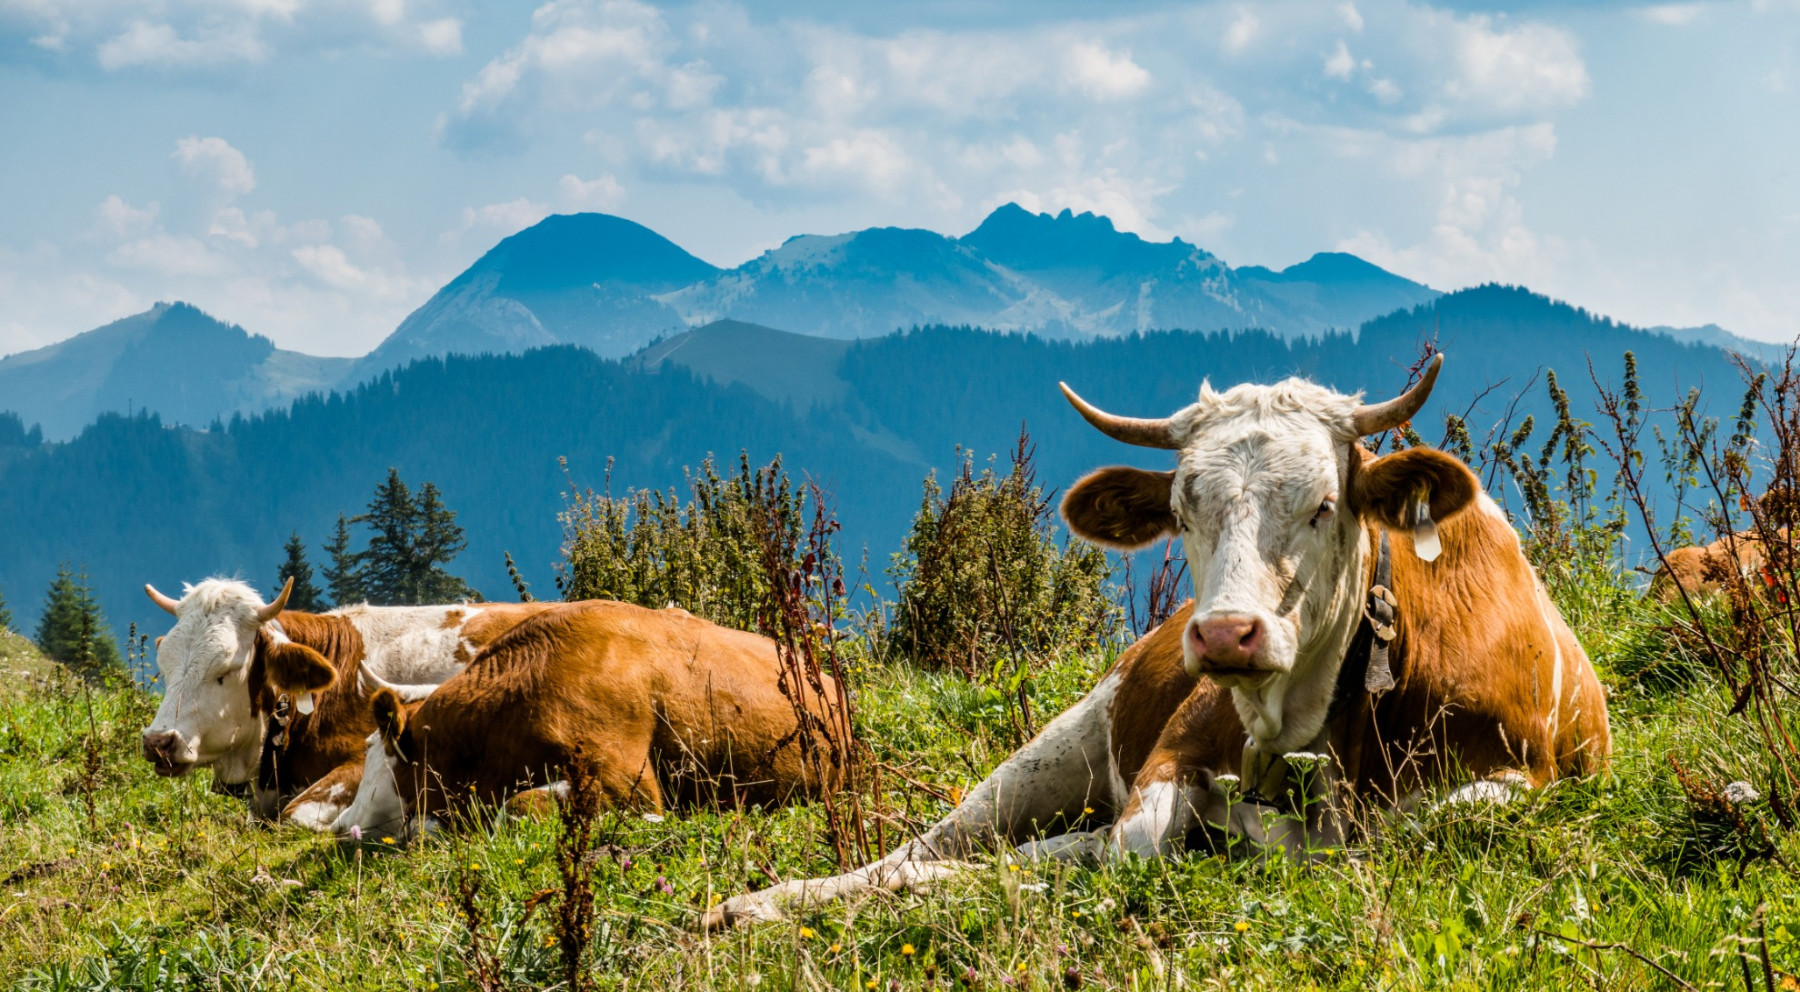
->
1647 529 1790 604
140 577 554 823
702 355 1612 928
328 599 847 841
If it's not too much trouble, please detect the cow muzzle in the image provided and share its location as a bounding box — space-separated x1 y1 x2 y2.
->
141 729 194 776
1184 613 1276 681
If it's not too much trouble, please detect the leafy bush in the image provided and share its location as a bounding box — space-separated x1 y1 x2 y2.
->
886 430 1118 677
558 452 831 631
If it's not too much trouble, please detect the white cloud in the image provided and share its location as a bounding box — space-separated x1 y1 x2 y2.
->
1447 16 1589 115
1642 4 1706 26
559 173 626 209
419 18 462 56
1335 123 1566 289
174 137 257 198
444 198 551 244
97 20 268 70
1224 7 1258 53
1338 3 1364 33
1065 42 1151 100
1324 40 1356 80
94 195 159 239
5 0 467 74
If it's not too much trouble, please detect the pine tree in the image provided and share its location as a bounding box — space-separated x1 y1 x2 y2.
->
411 482 475 603
276 531 327 613
352 469 476 605
355 469 416 605
323 513 364 607
0 584 12 632
35 564 122 680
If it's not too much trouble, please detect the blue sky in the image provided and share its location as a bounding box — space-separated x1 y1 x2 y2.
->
2 0 1796 356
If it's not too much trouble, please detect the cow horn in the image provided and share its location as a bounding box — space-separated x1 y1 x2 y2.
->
257 577 294 623
145 583 181 616
1353 353 1445 437
357 662 439 704
1059 382 1181 450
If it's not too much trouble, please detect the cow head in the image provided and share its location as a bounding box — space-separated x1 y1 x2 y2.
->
330 686 430 842
1060 356 1477 752
140 577 292 784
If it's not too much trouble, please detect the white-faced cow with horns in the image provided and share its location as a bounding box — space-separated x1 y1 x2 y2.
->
705 355 1611 928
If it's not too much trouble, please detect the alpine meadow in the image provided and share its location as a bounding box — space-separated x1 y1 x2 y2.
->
5 3 1800 989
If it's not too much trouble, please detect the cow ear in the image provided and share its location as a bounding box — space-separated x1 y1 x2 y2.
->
1062 467 1178 549
370 687 408 755
265 643 336 695
1348 447 1479 531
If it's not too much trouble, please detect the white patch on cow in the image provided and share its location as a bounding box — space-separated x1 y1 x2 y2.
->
330 603 477 684
286 783 354 831
1015 828 1109 864
1440 778 1524 807
331 731 411 841
1111 780 1188 858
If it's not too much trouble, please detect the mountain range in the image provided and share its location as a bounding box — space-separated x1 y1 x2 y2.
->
1 204 1455 439
0 282 1765 659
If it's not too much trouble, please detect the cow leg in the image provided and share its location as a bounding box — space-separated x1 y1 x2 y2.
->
282 758 366 831
701 672 1125 929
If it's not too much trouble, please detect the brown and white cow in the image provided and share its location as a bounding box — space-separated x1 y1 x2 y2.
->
328 599 847 841
703 355 1611 927
140 577 554 823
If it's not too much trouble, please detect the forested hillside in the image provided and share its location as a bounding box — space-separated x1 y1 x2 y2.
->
0 284 1759 662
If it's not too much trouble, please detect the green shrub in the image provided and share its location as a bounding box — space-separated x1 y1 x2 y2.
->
558 452 829 631
886 431 1118 676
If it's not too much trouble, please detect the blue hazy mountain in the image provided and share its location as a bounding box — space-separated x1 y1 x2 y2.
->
0 302 351 441
0 282 1759 655
366 203 1441 361
350 212 719 377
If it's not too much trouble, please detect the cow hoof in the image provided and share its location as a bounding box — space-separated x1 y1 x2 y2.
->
701 893 787 930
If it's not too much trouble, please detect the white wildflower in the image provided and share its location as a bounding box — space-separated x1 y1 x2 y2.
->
1724 781 1761 805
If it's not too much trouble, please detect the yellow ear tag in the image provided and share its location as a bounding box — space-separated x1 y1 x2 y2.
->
295 691 315 715
1412 492 1441 562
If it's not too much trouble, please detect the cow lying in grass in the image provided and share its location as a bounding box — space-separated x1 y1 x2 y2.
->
704 355 1612 928
141 577 553 824
327 599 847 841
1647 529 1792 604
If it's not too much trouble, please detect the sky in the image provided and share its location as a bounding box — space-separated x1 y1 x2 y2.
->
1 0 1797 358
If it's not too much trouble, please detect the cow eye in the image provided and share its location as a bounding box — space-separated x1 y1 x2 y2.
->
215 676 225 685
1313 498 1337 526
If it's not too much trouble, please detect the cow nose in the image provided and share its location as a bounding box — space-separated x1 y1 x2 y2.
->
142 730 179 764
1188 615 1264 667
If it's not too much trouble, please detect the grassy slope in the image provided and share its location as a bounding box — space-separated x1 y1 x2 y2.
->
1 585 1798 991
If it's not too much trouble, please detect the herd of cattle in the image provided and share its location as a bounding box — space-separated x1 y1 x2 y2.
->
126 355 1744 927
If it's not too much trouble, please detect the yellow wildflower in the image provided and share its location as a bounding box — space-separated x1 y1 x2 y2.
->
902 943 915 956
800 927 815 939
1234 921 1250 933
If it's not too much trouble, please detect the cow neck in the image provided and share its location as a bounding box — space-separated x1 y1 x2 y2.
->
1235 529 1397 814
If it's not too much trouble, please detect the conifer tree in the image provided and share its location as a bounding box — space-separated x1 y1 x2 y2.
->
276 531 327 613
0 585 12 632
355 469 416 605
323 513 364 607
35 564 122 680
352 469 475 605
410 482 474 603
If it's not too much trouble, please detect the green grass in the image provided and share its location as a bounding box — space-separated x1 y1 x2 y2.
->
2 586 1798 991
